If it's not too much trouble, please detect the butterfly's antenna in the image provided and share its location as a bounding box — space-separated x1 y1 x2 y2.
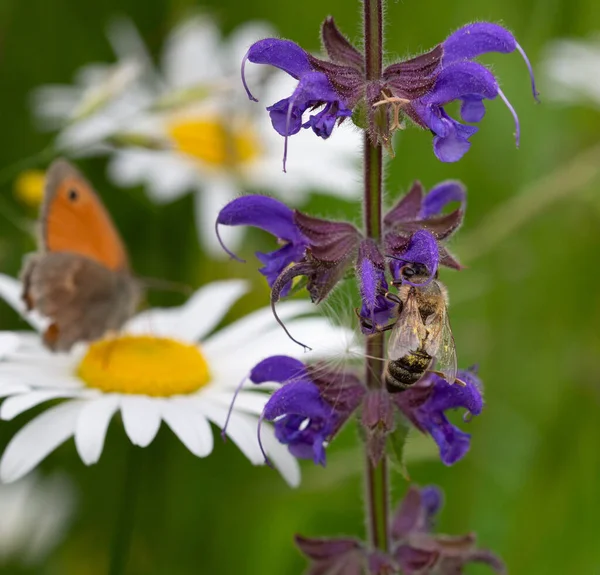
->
271 298 312 352
137 276 193 295
221 374 248 441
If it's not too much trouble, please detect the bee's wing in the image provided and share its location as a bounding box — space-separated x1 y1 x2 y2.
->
424 306 457 384
388 291 426 361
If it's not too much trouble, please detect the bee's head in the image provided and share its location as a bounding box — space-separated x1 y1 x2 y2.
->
398 262 436 286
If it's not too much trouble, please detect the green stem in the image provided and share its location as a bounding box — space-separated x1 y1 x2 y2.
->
363 0 389 554
109 443 143 575
0 145 56 189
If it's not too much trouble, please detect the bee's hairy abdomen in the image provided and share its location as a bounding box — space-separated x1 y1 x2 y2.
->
385 351 431 393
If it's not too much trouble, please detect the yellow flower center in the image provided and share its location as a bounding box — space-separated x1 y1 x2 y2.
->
14 170 46 208
77 336 210 396
167 117 261 168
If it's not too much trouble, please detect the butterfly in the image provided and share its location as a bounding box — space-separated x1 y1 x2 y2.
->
20 159 141 351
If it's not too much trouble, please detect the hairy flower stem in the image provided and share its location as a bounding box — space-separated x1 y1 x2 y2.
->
363 0 390 554
109 443 143 575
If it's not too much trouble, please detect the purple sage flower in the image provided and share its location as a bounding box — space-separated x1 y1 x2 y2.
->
250 356 365 465
295 485 505 575
242 18 537 164
393 367 484 465
391 485 506 574
217 180 465 339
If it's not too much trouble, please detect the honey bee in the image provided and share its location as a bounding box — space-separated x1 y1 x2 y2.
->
371 262 458 393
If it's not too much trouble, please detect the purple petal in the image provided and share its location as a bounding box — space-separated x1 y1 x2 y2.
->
420 486 443 526
263 380 330 421
245 38 312 79
443 23 539 101
249 356 307 385
256 242 307 291
357 239 396 335
425 61 498 105
217 195 304 244
460 95 486 122
429 421 472 465
420 181 466 219
443 23 517 65
390 230 439 285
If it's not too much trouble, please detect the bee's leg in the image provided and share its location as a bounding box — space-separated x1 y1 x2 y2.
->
384 291 402 305
354 307 397 334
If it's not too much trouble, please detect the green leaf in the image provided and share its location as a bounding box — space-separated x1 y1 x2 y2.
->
388 412 411 481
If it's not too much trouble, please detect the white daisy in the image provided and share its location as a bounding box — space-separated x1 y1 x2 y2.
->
0 472 75 566
29 15 362 256
542 34 600 106
0 275 353 487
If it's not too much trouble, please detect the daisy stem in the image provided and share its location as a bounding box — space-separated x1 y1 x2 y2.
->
109 442 143 575
363 0 390 554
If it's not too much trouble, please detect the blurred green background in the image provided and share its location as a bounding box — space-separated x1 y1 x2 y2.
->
1 0 600 573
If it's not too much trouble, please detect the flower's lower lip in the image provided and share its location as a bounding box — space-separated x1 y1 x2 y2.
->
77 335 211 397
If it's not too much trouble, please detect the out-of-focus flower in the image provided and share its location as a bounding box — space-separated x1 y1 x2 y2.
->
13 170 46 208
29 16 361 256
243 19 537 163
0 473 75 566
246 356 481 467
393 367 483 465
0 275 351 486
296 485 505 575
216 180 464 335
542 34 600 106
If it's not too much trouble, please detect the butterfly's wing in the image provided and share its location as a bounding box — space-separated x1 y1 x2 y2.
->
21 252 140 351
387 290 427 361
41 159 130 271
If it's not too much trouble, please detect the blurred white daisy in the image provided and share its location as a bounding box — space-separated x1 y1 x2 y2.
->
0 473 75 566
542 34 600 106
0 275 353 486
29 16 361 256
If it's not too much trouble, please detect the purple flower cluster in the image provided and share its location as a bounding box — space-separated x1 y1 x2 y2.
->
295 484 505 574
250 355 483 467
217 179 465 338
242 19 538 166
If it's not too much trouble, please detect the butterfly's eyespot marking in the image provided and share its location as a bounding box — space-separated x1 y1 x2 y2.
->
68 189 78 202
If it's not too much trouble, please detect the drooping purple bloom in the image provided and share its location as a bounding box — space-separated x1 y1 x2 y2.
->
405 22 540 162
249 356 365 465
393 367 484 465
216 195 308 294
243 18 536 163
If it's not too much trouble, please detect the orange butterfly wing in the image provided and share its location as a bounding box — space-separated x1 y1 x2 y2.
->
41 159 129 271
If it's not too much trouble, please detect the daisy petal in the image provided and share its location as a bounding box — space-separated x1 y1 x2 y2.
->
1 390 82 421
120 396 162 447
0 332 20 358
202 390 267 416
195 400 264 464
126 280 248 342
0 383 31 398
203 300 313 356
0 401 84 483
260 424 301 488
75 395 120 465
161 399 214 457
196 179 244 258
